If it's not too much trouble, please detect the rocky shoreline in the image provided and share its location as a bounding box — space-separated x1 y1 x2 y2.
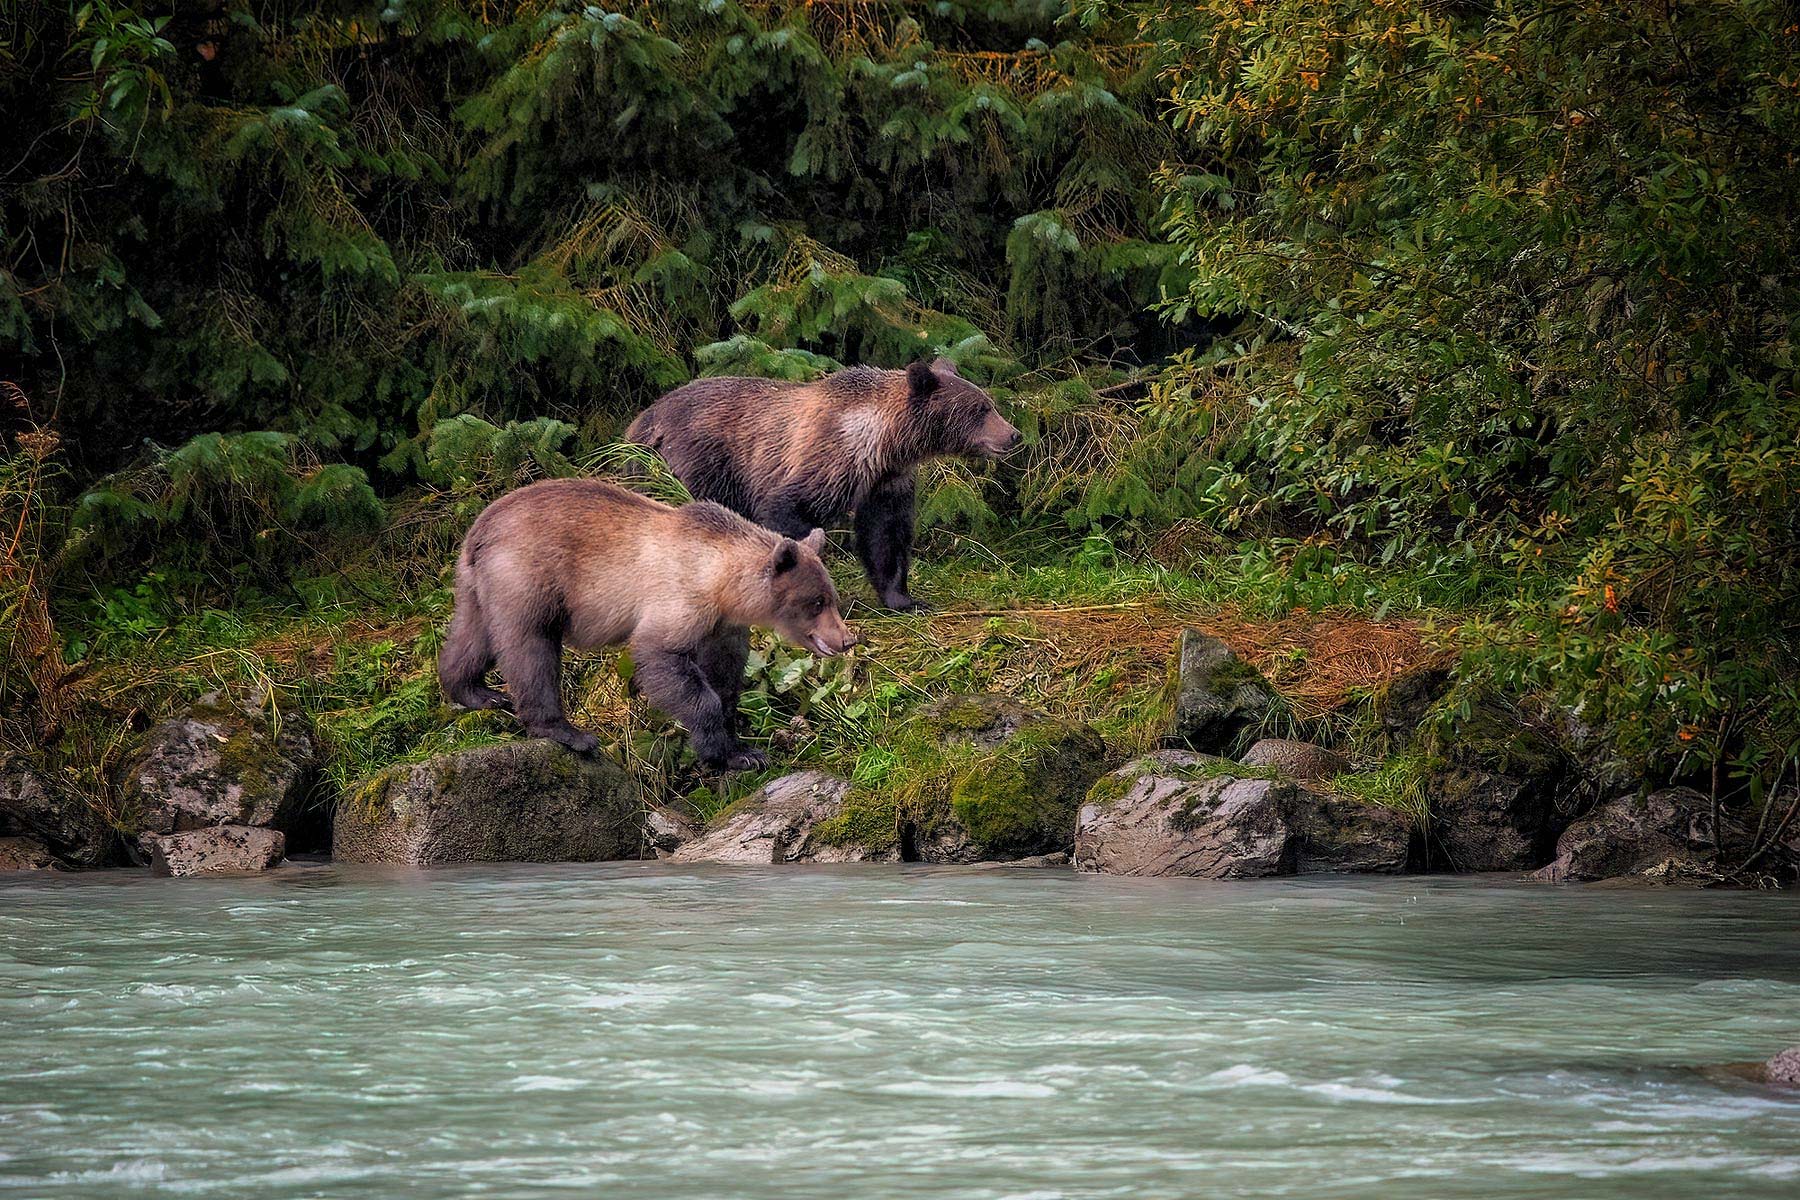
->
4 630 1794 885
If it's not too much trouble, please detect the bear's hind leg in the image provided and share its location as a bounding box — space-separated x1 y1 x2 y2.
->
494 623 597 754
633 641 764 771
439 589 511 711
855 474 928 611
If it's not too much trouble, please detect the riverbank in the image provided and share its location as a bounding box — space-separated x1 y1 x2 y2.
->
5 537 1793 886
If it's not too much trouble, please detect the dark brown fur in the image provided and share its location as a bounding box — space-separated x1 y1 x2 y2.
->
625 359 1020 610
439 478 855 769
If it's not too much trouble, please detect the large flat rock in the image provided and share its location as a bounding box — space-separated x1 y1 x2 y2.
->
1075 751 1410 878
334 740 650 865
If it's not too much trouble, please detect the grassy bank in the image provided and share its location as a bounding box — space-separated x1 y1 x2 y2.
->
17 502 1448 838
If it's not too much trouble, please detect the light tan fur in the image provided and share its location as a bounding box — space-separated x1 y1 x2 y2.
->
440 478 852 765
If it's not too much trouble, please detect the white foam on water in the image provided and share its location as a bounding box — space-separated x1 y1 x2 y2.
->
513 1075 586 1092
874 1079 1059 1099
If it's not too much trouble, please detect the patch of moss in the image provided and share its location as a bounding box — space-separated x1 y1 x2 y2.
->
921 695 1006 735
1433 701 1560 778
1082 769 1134 809
1162 754 1285 784
1204 654 1270 694
807 793 901 853
1328 754 1434 828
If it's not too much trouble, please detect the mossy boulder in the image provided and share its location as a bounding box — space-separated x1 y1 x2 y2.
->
1162 629 1279 754
1075 751 1410 878
1 756 114 866
122 694 321 852
672 771 896 864
1423 701 1567 871
334 740 653 865
907 695 1106 862
1372 664 1452 746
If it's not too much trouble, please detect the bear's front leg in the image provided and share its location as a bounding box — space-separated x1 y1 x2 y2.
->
695 624 752 739
632 641 766 771
854 473 930 612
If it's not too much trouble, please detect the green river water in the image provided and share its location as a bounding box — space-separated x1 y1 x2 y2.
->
3 865 1798 1198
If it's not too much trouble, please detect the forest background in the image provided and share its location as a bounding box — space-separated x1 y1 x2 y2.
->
3 0 1796 837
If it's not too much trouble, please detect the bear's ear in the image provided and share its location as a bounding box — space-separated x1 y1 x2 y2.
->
801 528 828 556
771 539 800 575
905 359 941 400
930 356 957 376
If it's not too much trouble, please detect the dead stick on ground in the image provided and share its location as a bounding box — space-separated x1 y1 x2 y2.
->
859 601 1151 620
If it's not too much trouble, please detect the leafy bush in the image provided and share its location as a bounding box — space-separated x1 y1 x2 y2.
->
1144 0 1800 783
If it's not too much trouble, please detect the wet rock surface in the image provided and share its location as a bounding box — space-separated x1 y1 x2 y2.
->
1535 787 1719 883
671 772 889 865
147 825 287 876
122 696 320 849
1 757 113 866
334 740 651 865
0 835 57 871
1075 751 1409 878
1163 630 1278 754
1424 703 1566 872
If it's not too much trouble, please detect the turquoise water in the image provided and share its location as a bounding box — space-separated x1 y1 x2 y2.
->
3 865 1798 1198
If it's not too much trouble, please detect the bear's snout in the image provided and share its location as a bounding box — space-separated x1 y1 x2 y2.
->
806 609 859 657
975 412 1023 458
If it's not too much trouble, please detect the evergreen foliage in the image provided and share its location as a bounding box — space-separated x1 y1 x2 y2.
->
3 0 1796 801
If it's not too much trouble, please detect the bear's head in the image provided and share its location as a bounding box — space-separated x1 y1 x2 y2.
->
905 358 1022 460
766 529 858 657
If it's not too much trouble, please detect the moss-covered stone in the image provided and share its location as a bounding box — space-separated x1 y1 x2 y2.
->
672 772 898 864
1 756 114 867
1161 628 1281 754
1421 700 1568 871
912 695 1106 861
1076 751 1410 877
334 739 651 865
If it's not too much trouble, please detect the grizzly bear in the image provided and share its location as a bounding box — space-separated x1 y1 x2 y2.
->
625 358 1021 611
438 478 857 769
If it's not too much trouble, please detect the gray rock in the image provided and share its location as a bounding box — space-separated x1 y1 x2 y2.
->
0 835 57 871
671 772 892 865
1287 790 1413 874
1 757 112 866
1241 738 1349 787
1076 752 1294 878
644 804 700 857
123 696 319 847
334 740 650 865
1075 751 1410 878
1768 1046 1800 1087
147 826 286 877
994 851 1072 869
1163 629 1278 754
1535 787 1717 883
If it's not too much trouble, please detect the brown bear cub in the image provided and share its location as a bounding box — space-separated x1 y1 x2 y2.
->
438 478 856 769
625 358 1021 611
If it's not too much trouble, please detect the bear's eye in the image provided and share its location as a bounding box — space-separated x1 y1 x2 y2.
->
812 596 828 614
